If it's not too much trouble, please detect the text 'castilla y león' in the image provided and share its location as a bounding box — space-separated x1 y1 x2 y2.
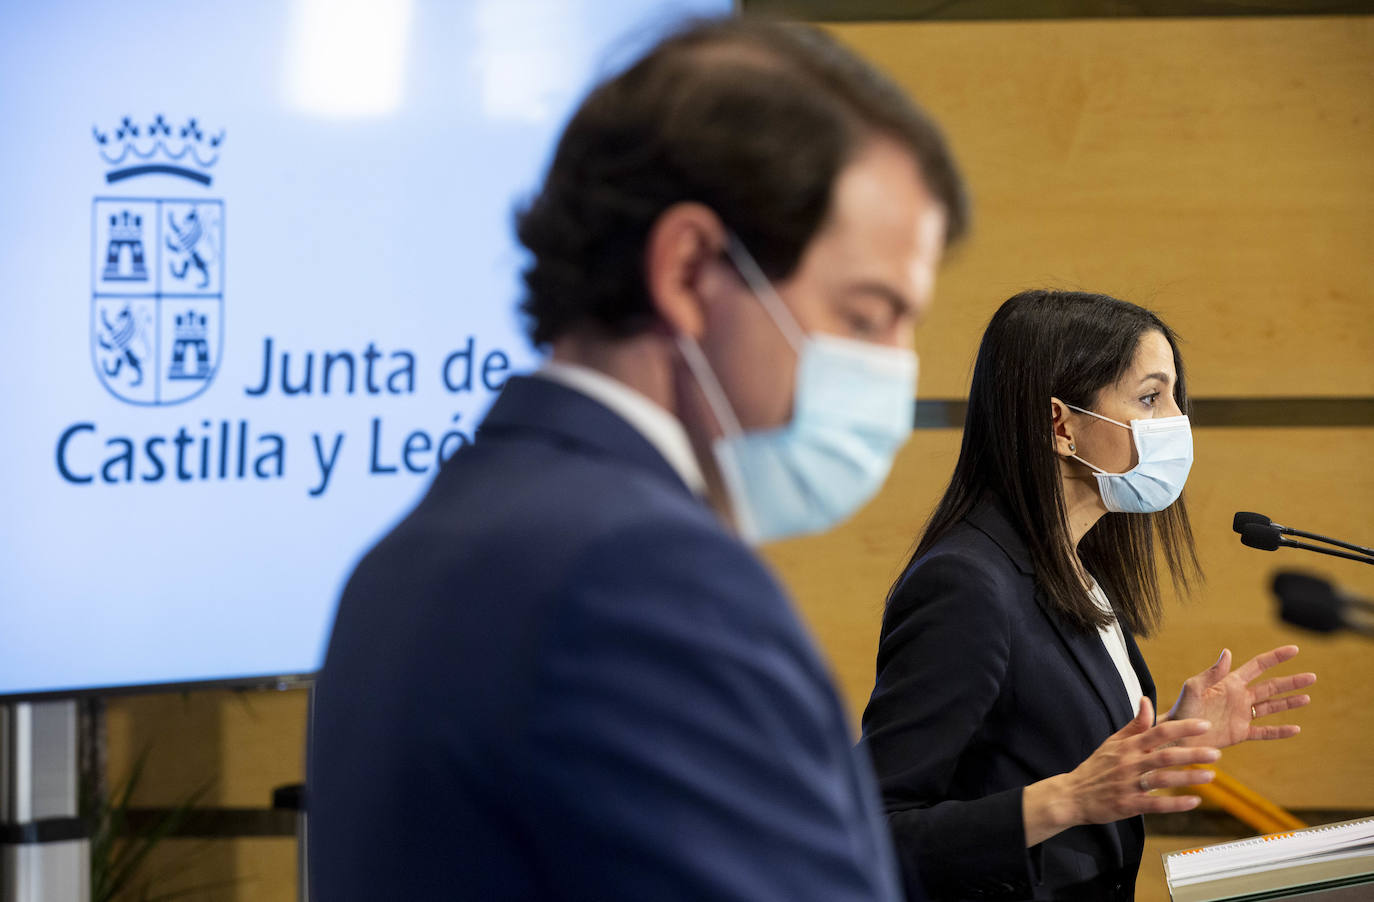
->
55 335 516 497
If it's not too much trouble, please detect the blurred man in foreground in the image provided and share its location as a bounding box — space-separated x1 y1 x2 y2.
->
311 17 967 900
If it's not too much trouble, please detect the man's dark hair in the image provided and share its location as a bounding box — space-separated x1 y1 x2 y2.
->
903 290 1202 638
515 17 970 346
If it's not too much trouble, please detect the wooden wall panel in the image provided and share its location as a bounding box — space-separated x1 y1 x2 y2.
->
823 16 1374 398
99 837 296 902
105 688 306 809
103 690 306 902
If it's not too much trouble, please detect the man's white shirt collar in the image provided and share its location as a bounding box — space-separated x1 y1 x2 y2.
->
536 360 706 496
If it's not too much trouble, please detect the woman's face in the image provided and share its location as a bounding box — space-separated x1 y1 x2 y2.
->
1072 329 1182 474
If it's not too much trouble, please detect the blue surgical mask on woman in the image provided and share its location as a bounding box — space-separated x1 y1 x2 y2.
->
1066 403 1193 514
677 237 918 544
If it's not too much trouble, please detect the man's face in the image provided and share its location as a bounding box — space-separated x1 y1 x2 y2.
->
698 136 947 433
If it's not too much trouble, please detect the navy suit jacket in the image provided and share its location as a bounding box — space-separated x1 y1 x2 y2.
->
860 499 1155 902
310 374 904 901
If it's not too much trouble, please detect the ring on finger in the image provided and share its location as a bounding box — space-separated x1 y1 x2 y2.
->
1139 772 1151 792
1251 704 1257 719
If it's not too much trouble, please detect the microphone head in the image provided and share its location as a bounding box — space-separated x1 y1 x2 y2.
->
1241 522 1283 551
1233 511 1272 535
1273 570 1344 633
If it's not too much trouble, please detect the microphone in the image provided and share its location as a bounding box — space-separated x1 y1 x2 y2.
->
1232 511 1275 534
1240 522 1283 551
1272 570 1374 637
1233 511 1374 564
1240 522 1374 565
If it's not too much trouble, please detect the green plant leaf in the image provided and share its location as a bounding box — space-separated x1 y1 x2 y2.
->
88 747 227 902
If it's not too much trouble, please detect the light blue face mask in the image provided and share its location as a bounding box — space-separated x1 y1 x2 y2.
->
677 238 918 544
1066 403 1193 514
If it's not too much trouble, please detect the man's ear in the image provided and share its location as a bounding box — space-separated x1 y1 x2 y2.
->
643 202 729 341
1050 397 1077 458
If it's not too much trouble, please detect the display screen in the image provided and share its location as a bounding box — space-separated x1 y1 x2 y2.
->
0 0 731 698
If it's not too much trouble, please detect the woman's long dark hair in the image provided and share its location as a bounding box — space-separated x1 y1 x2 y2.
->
905 289 1201 636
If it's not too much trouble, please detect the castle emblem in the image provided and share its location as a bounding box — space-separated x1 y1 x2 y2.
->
102 211 149 281
90 115 224 405
168 308 212 380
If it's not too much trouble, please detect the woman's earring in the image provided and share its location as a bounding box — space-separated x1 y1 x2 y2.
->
1068 442 1076 452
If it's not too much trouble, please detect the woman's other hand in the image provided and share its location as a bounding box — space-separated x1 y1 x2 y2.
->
1022 698 1219 846
1165 646 1316 748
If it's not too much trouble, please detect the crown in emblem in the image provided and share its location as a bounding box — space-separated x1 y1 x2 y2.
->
92 114 225 186
108 210 144 243
174 309 209 342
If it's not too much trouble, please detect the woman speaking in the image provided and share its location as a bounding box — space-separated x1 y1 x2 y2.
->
861 290 1315 901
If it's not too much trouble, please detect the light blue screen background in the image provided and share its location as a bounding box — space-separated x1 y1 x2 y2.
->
0 0 730 697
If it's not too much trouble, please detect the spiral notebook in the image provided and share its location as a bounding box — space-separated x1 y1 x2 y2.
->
1165 817 1374 902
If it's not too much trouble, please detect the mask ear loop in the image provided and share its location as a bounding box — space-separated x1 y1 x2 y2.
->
678 233 788 437
675 335 760 542
676 335 744 441
724 234 807 353
1062 402 1128 476
1070 452 1111 476
1064 402 1129 430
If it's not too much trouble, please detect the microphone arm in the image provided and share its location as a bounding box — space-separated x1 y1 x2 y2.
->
1276 536 1374 566
1282 527 1374 559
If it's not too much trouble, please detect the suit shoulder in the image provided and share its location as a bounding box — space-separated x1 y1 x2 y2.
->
896 521 1022 592
421 428 793 641
381 432 715 583
886 524 1025 630
475 432 705 531
567 502 791 634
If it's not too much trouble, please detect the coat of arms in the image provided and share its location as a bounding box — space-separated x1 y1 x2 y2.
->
91 115 224 405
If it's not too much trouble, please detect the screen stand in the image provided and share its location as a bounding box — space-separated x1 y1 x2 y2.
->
301 682 314 902
1 702 89 902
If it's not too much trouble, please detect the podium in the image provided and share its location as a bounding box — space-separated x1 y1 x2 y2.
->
1165 817 1374 901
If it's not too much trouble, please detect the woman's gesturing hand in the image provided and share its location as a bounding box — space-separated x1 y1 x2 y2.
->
1023 698 1219 847
1166 646 1316 748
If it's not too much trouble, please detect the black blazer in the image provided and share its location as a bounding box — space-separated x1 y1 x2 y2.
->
310 375 903 901
861 499 1156 902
